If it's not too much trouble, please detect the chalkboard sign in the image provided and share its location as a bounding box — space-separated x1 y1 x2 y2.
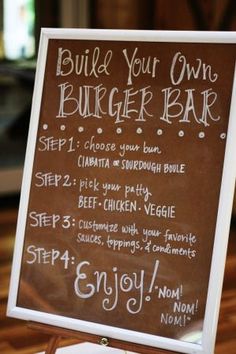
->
7 29 236 354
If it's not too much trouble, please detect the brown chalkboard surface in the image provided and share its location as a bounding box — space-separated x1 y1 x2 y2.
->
7 29 236 354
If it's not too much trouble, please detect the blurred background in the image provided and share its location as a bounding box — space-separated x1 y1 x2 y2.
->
0 1 235 353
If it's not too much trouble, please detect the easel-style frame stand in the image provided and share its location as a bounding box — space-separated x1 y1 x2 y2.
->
28 322 177 354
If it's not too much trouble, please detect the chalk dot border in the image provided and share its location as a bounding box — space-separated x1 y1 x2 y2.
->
78 126 84 133
52 124 226 140
199 131 205 139
136 127 143 134
220 132 226 140
97 128 103 134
